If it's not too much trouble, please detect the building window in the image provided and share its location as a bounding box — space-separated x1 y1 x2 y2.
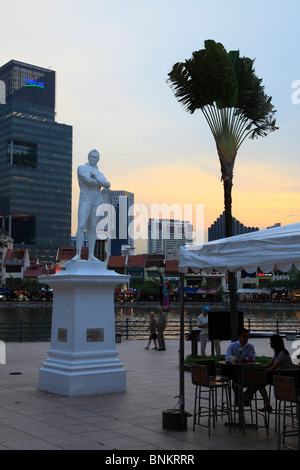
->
129 270 143 278
8 140 37 168
147 270 160 278
7 215 35 245
6 265 22 273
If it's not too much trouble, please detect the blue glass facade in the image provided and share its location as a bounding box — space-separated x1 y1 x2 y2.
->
0 60 72 262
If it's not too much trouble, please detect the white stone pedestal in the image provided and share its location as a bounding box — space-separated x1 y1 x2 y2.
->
38 261 129 397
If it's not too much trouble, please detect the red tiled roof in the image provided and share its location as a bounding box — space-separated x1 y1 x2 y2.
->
5 248 27 261
24 265 45 278
56 246 88 262
108 256 126 268
127 255 146 268
165 259 179 272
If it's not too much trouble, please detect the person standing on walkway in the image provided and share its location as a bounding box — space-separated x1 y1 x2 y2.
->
144 312 158 350
157 306 167 351
197 306 221 356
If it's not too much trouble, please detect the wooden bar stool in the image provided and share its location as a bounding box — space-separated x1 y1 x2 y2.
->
191 364 231 436
273 374 300 450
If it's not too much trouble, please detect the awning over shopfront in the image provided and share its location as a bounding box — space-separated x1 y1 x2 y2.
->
175 287 198 294
120 289 139 295
237 288 271 294
196 287 220 294
175 286 221 295
271 289 289 294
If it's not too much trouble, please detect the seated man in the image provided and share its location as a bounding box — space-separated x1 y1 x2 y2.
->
226 328 273 412
225 327 256 363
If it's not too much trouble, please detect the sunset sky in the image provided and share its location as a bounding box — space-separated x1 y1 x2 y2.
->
1 0 299 253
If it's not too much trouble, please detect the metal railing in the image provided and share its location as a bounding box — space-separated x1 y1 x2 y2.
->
115 318 300 340
115 319 192 340
0 321 51 342
0 318 299 342
245 318 300 338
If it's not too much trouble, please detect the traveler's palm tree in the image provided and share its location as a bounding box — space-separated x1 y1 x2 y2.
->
168 40 278 337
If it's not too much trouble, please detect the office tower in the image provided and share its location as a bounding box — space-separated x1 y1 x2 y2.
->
0 60 72 263
208 211 259 241
147 218 193 256
101 189 134 257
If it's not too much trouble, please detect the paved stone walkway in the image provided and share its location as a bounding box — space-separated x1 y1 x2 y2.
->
0 338 298 450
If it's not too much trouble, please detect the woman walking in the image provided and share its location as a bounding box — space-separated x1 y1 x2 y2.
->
145 312 158 350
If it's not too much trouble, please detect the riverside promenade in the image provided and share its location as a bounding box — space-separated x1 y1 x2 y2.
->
0 338 298 451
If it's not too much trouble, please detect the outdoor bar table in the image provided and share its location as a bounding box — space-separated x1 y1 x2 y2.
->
219 361 262 431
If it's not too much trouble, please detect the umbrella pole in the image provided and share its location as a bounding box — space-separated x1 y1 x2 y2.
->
228 270 238 341
179 272 185 429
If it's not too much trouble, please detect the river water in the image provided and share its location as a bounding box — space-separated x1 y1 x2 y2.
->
115 305 300 322
0 303 299 324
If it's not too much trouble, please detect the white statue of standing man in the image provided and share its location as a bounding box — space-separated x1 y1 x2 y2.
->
72 149 111 262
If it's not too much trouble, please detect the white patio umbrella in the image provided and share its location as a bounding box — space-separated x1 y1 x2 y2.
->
177 222 300 430
179 222 300 274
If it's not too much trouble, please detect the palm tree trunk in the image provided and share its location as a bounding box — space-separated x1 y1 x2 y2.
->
218 148 238 341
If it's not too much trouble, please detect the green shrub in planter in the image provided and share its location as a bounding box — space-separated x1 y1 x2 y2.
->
184 354 272 367
184 355 225 366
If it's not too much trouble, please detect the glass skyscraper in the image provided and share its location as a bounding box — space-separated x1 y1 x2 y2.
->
0 60 72 263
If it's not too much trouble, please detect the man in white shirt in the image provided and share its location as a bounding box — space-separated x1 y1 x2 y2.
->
197 306 220 356
72 149 110 262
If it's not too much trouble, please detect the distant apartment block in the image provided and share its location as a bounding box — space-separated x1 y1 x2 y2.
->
147 218 193 256
101 189 134 257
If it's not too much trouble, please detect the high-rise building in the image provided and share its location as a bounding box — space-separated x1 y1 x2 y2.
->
147 218 193 256
101 189 134 257
208 211 259 241
0 60 72 263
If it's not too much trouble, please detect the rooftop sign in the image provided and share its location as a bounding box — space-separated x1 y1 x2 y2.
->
24 77 44 89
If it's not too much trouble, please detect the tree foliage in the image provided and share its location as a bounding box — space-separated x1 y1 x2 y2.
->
167 39 278 170
130 279 161 299
4 277 49 291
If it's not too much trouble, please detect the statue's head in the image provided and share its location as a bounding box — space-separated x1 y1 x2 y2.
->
88 149 100 165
